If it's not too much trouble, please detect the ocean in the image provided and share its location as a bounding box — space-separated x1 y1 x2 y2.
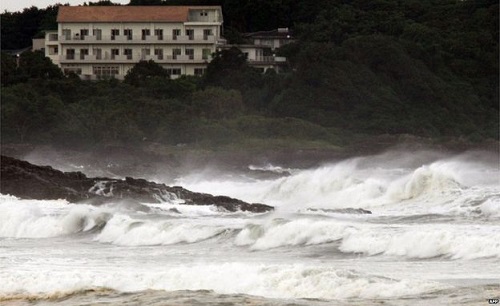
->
1 150 499 305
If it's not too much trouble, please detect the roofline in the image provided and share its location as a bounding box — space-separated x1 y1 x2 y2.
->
56 5 223 23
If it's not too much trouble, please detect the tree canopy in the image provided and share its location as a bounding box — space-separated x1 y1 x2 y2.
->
1 0 498 147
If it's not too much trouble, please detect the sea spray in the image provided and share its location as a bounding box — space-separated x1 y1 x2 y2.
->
1 151 499 304
0 262 449 300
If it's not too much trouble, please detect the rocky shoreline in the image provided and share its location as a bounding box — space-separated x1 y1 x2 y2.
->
0 155 273 213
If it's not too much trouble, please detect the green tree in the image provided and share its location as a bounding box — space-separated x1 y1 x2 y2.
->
1 52 22 86
191 87 244 120
124 60 169 86
203 47 262 91
1 85 64 142
18 50 63 80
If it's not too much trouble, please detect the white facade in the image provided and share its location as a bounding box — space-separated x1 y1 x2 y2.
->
233 45 287 73
45 6 223 79
246 28 294 51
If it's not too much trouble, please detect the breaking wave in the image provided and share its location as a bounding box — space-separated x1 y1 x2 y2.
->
235 218 500 259
95 215 229 246
179 155 498 216
0 263 448 300
0 195 109 238
340 224 500 260
1 151 499 303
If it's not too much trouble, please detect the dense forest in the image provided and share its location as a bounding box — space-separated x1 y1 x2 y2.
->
1 0 498 149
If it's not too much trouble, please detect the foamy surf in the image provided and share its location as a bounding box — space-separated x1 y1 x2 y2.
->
95 214 230 246
179 154 499 218
0 262 450 300
0 196 109 238
1 151 499 304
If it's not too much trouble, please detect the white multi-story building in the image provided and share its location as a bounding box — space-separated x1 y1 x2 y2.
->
244 28 294 51
44 5 223 79
218 28 293 73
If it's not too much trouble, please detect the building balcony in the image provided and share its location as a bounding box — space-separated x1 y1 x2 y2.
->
46 33 59 42
174 55 190 61
59 54 208 64
59 35 216 44
184 21 222 26
248 56 287 65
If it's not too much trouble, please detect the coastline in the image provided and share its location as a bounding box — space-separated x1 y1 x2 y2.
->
1 134 497 173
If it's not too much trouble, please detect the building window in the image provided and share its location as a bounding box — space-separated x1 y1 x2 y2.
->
93 66 119 79
186 29 194 40
194 68 205 76
124 48 132 60
80 48 89 60
202 48 211 60
200 11 207 16
172 48 181 59
48 33 58 41
111 48 119 59
203 29 212 40
93 29 102 40
63 67 82 75
154 48 163 60
124 29 133 40
185 48 194 60
62 29 71 40
166 68 181 75
155 29 163 40
66 49 75 60
80 29 89 40
49 46 58 55
93 48 102 60
262 39 273 46
172 29 180 40
142 29 150 40
111 29 119 40
141 48 150 60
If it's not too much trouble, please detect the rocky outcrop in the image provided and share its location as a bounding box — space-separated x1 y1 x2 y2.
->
0 155 273 213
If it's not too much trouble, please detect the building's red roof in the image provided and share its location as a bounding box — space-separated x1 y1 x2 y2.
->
57 5 220 23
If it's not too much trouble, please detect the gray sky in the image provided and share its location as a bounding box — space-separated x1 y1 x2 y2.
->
2 0 129 13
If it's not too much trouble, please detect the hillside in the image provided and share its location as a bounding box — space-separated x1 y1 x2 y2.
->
1 0 498 150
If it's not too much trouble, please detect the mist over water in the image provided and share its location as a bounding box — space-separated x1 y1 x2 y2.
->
1 150 499 304
178 150 499 216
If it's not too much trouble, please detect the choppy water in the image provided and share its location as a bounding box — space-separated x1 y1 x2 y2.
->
1 150 499 305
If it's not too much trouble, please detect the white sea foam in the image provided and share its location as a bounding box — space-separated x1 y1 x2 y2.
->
340 224 500 259
0 263 448 300
180 159 388 210
2 192 499 260
478 197 500 218
95 214 228 246
2 151 499 302
234 218 354 250
233 217 500 260
144 203 233 217
385 164 463 202
179 154 499 218
0 195 110 238
248 163 296 174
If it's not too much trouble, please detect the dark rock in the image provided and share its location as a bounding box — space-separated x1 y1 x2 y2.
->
0 155 273 213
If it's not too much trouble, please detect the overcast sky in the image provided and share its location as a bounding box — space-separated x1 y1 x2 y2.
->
2 0 129 13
